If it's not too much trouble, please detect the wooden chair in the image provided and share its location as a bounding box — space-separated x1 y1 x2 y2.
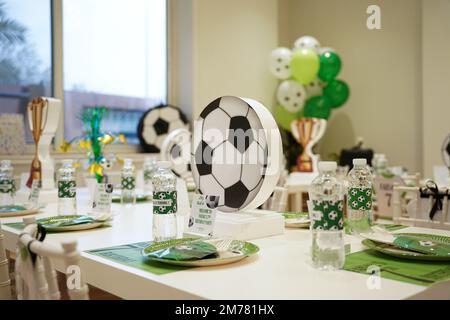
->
0 222 12 300
15 217 89 300
392 184 450 230
262 187 288 212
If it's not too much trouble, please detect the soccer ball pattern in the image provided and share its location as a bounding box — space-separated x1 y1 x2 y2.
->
161 128 192 178
138 104 188 153
191 96 269 212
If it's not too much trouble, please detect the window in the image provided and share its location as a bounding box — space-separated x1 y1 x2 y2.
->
0 0 167 149
62 0 167 144
0 0 52 144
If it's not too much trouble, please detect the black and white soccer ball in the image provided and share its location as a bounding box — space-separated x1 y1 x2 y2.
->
138 104 188 153
161 128 192 178
191 96 271 213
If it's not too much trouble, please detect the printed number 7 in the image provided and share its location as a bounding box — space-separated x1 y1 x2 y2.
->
386 193 392 207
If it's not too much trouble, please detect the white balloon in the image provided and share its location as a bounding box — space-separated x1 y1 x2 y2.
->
294 36 320 53
305 78 325 98
318 47 336 55
277 80 306 113
269 47 292 79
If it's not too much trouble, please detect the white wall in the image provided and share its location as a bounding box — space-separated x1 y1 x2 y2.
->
171 0 279 121
278 0 423 173
171 0 449 176
422 0 450 178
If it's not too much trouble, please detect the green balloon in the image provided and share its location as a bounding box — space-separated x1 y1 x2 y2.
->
290 49 320 85
303 96 332 120
323 79 350 108
318 51 341 81
274 105 303 131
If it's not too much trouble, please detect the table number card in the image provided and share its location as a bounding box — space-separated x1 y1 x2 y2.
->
185 194 219 237
92 183 114 214
373 176 404 218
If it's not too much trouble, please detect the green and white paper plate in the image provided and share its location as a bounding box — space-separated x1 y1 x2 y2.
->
282 212 310 228
37 215 106 232
362 233 450 261
0 205 39 218
142 238 259 267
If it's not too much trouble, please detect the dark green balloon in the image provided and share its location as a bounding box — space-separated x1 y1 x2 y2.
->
303 96 332 120
318 51 341 81
323 79 350 108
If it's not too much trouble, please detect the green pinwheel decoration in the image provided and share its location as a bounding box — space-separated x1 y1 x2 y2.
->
60 106 127 183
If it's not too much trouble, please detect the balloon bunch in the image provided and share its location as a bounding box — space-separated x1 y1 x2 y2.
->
269 36 350 132
60 106 127 183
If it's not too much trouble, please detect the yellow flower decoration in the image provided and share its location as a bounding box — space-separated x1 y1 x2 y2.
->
98 134 115 145
79 140 91 150
88 162 103 177
59 141 72 153
116 157 125 166
118 134 127 144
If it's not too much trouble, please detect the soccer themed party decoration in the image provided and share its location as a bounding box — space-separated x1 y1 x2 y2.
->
160 128 192 179
60 106 126 183
27 97 62 189
138 104 189 153
269 35 350 172
191 96 282 213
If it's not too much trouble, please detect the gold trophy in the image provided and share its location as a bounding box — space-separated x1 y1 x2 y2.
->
290 118 327 172
26 97 48 187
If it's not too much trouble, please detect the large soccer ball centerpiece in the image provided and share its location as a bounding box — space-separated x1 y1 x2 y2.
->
191 96 282 213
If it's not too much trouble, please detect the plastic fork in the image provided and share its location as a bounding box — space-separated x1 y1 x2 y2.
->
215 238 233 253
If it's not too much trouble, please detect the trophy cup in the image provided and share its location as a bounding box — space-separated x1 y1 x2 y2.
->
17 97 62 203
26 97 48 187
290 118 327 173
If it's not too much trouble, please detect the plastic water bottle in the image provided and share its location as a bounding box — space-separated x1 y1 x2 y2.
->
309 161 345 270
0 160 15 206
372 154 388 176
152 161 177 241
57 159 77 215
347 158 373 234
143 156 157 195
121 159 136 205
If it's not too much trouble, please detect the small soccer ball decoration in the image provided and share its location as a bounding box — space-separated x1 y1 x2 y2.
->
160 128 192 179
137 104 189 153
191 96 282 213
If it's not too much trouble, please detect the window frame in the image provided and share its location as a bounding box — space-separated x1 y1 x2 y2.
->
17 0 170 156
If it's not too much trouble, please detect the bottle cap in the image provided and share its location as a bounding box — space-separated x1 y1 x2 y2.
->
157 161 172 169
61 159 73 166
144 156 157 164
318 161 337 172
1 160 11 166
353 158 367 166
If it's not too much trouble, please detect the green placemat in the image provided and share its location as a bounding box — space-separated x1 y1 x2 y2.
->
3 222 27 231
86 241 191 275
344 222 408 235
344 249 450 286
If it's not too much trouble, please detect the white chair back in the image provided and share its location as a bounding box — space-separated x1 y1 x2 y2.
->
262 187 288 212
0 222 12 300
392 184 450 230
15 217 89 300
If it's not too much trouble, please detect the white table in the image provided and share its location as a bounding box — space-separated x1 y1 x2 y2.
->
2 188 449 300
